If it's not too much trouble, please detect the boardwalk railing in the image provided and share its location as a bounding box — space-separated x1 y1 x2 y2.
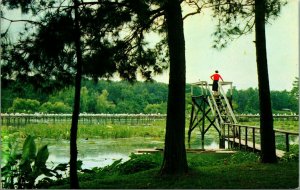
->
1 113 167 126
235 114 299 121
224 123 299 158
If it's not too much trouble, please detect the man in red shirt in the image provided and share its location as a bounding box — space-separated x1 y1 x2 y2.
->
210 70 224 95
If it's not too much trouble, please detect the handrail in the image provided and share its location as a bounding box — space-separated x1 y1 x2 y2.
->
236 114 299 117
235 114 299 121
207 87 224 124
225 123 299 135
224 122 299 154
207 95 221 129
224 123 260 130
274 129 299 135
219 84 238 124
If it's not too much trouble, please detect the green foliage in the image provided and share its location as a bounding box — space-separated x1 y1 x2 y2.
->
2 0 168 92
117 153 160 174
8 98 40 113
2 80 170 114
48 87 74 108
271 90 298 113
3 80 298 114
81 153 161 176
187 153 232 167
40 102 72 113
207 0 287 49
280 144 299 162
144 102 167 114
291 77 299 100
95 90 116 113
226 151 260 164
1 135 68 189
231 86 298 114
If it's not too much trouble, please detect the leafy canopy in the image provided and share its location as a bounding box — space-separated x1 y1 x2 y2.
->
1 0 169 92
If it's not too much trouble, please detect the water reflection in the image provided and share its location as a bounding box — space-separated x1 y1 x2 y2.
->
42 137 165 169
41 134 220 169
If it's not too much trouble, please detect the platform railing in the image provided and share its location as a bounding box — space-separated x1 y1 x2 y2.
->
224 122 299 156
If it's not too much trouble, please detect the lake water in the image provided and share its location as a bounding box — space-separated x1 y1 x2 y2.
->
39 134 221 169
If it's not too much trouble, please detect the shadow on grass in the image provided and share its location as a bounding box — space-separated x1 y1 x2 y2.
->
45 151 299 189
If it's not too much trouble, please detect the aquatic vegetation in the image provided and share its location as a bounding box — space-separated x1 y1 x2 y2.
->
1 135 68 189
1 121 166 140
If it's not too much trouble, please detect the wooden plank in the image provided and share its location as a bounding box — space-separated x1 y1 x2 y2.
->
135 149 161 153
225 138 286 158
135 148 236 154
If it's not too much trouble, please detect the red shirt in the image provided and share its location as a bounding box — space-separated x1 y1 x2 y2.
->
210 73 223 81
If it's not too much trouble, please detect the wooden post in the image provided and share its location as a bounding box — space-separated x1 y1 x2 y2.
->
245 126 248 150
219 123 225 149
233 125 236 148
188 101 195 144
227 124 230 148
285 133 289 152
252 128 255 152
238 125 241 149
202 98 205 149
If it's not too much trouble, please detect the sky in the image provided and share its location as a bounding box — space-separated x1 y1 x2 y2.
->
153 0 299 91
2 0 299 91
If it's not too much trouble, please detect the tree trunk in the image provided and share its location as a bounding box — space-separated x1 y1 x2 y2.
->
160 0 188 174
255 0 277 163
70 0 83 188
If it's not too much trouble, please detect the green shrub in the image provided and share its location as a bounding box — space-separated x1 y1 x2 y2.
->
281 144 299 162
227 151 260 164
118 153 160 174
93 153 161 176
8 98 40 113
40 102 72 113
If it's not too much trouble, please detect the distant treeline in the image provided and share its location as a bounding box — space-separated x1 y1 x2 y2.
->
1 80 298 114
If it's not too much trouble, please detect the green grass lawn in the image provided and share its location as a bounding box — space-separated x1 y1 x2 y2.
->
43 151 299 189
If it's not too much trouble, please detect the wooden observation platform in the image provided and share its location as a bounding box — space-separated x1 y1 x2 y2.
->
188 81 298 158
188 81 238 149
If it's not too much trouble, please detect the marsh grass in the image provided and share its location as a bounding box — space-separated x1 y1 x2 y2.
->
240 120 299 132
1 121 167 140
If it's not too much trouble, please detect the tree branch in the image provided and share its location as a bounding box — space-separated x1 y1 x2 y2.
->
183 11 200 20
1 17 44 27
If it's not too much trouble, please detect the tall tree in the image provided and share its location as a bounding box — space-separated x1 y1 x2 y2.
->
1 0 169 185
69 0 83 187
160 0 188 174
188 0 285 162
254 0 277 163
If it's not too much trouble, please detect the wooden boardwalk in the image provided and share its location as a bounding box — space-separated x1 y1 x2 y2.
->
226 138 285 158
